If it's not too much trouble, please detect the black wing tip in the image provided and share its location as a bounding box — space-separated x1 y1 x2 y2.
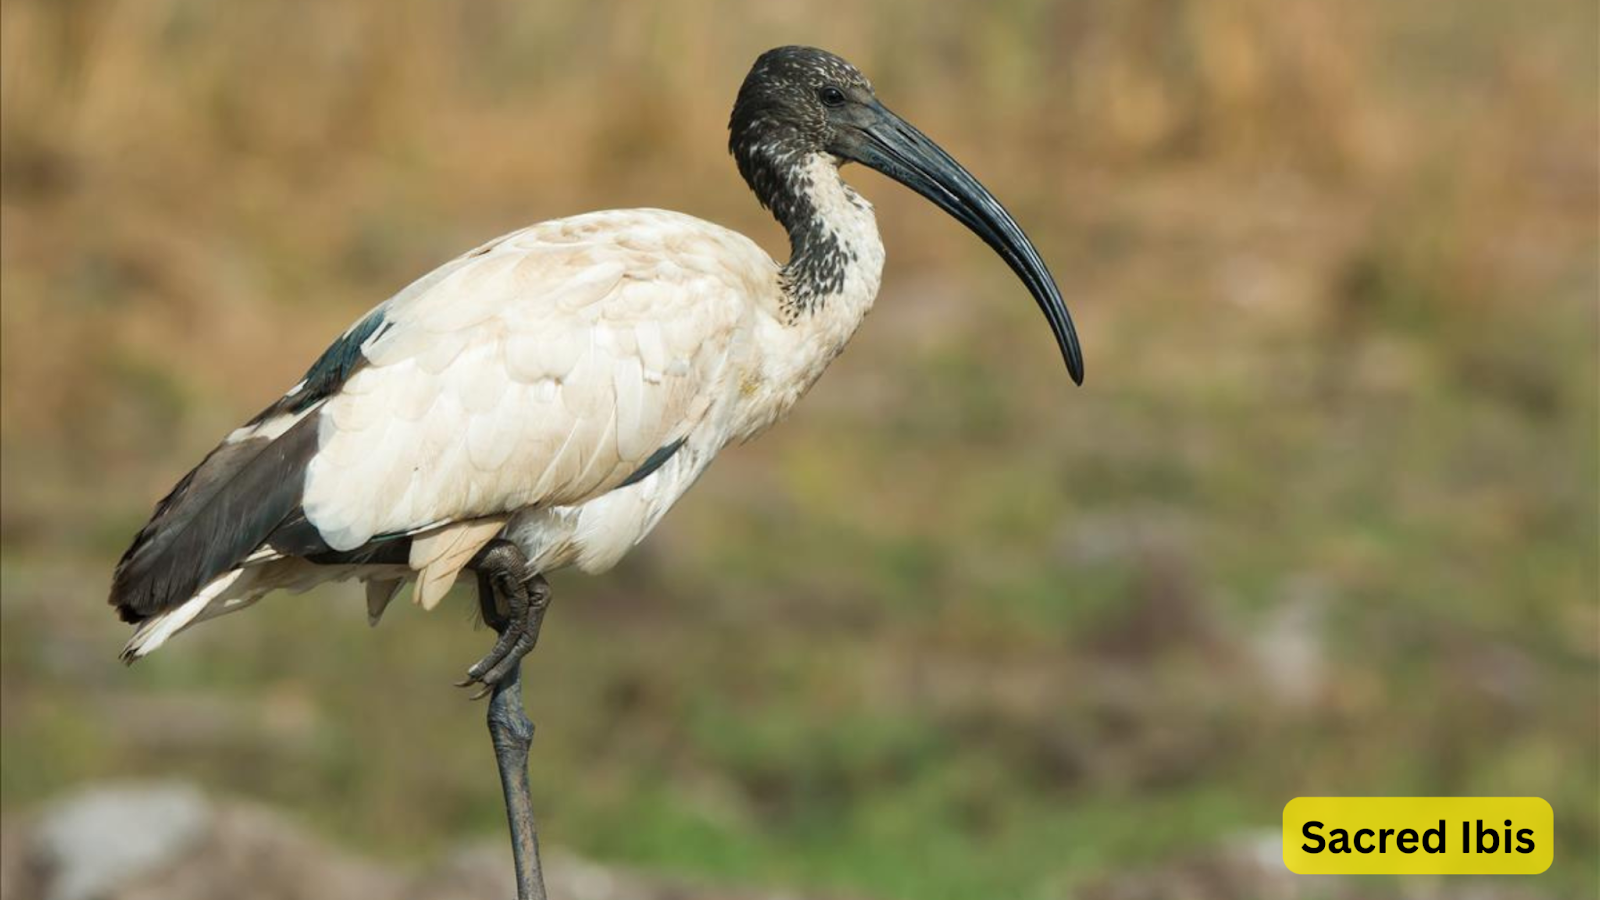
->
108 528 162 623
108 560 169 624
106 310 374 626
105 414 317 627
113 601 147 625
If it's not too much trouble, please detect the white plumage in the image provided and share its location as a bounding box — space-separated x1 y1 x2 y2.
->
126 192 884 656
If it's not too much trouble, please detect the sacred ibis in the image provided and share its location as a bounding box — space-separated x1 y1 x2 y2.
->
110 46 1084 898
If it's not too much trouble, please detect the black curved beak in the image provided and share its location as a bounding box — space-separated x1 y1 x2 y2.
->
840 103 1084 385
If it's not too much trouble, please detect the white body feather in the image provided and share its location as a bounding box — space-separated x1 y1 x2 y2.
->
126 156 884 657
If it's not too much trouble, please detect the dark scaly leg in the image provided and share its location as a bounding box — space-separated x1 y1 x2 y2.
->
489 666 545 900
467 539 552 900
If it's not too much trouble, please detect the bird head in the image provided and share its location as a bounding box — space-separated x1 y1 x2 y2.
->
730 46 1084 385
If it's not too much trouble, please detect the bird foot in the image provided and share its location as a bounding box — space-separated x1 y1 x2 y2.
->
460 566 553 695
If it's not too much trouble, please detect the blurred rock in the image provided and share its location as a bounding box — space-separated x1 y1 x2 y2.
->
28 783 210 900
2 782 860 900
401 841 516 900
1249 578 1330 706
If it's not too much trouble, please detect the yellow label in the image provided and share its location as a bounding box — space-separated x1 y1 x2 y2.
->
1282 797 1553 874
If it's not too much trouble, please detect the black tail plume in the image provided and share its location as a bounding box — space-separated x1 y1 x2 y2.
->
110 413 318 623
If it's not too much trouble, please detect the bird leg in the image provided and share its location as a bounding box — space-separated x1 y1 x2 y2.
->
467 539 551 900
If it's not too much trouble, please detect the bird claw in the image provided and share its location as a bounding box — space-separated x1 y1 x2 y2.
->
459 621 538 698
458 544 550 699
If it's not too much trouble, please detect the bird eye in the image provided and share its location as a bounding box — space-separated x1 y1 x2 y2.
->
819 86 847 108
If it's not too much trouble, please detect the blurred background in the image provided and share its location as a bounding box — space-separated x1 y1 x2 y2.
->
1 1 1595 898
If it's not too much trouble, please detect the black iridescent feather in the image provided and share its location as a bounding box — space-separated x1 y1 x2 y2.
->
109 311 389 623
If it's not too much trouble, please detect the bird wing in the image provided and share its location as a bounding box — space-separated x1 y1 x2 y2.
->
299 210 765 554
110 209 767 624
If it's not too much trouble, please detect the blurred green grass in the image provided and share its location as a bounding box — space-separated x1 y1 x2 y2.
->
2 1 1596 898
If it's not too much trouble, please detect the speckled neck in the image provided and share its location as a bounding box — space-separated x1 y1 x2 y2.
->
769 154 882 321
